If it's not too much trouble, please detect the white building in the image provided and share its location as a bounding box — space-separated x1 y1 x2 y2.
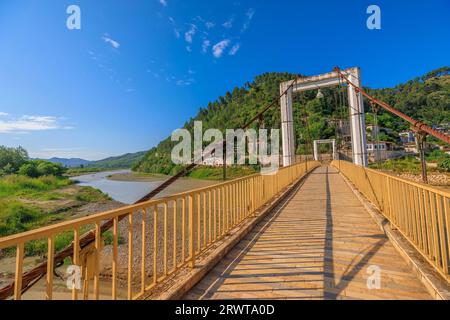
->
367 141 390 152
399 131 415 144
202 156 223 166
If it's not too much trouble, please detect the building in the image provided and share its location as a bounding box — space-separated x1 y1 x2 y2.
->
367 141 391 152
367 141 399 162
202 156 223 166
399 131 415 144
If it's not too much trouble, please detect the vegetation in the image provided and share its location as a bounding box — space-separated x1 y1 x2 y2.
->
188 165 258 181
0 146 112 256
88 151 146 169
369 150 450 174
134 67 450 177
65 166 105 177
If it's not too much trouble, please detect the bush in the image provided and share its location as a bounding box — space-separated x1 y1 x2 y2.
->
0 202 43 236
437 159 450 172
18 160 66 178
18 162 39 178
0 146 28 175
427 150 450 162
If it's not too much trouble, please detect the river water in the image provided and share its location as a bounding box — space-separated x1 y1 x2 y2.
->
70 170 163 204
70 170 218 205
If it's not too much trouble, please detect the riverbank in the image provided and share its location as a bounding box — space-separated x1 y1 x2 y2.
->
106 170 219 199
126 165 259 183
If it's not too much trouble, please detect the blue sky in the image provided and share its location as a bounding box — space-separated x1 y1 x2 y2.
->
0 0 448 160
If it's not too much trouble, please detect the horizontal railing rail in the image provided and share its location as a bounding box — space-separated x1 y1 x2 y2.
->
332 160 450 282
0 161 320 300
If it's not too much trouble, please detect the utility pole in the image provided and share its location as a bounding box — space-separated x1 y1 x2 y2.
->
415 131 428 184
222 140 227 181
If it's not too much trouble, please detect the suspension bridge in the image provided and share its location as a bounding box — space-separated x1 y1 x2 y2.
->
0 67 449 300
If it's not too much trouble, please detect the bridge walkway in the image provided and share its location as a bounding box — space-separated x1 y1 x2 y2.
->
184 166 432 300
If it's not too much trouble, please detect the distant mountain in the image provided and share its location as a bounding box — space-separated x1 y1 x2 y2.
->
41 151 146 169
45 157 91 168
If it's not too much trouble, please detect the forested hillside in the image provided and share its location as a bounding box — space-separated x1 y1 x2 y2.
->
89 151 146 169
133 67 450 175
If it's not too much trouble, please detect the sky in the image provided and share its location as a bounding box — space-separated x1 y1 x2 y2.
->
0 0 448 160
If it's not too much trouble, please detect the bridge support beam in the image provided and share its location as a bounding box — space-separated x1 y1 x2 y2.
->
347 68 368 167
280 81 295 167
280 67 368 168
313 139 337 161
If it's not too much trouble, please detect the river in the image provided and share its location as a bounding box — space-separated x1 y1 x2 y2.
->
70 170 163 204
70 170 218 204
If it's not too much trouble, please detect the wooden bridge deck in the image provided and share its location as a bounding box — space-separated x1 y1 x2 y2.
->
184 166 432 300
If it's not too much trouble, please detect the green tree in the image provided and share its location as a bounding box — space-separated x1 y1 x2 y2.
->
0 146 29 174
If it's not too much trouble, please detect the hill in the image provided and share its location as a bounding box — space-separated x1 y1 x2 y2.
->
89 151 146 169
41 151 146 170
133 67 449 176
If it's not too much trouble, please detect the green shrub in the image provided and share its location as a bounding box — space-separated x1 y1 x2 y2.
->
437 158 450 172
18 160 66 178
18 162 39 178
74 186 110 202
0 202 44 236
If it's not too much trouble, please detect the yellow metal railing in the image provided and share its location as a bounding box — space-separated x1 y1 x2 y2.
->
332 160 450 282
0 161 320 300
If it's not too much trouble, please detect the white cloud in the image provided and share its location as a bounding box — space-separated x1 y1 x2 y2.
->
176 78 195 86
241 8 255 32
0 115 67 134
102 34 120 49
223 18 233 29
174 29 180 38
212 39 231 58
229 43 241 56
0 112 8 117
184 24 197 43
202 40 211 54
159 0 168 7
205 21 215 29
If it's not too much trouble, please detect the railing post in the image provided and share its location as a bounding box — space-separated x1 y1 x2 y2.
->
188 194 195 268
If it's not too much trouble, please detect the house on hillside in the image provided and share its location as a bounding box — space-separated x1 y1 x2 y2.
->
202 156 223 166
367 141 405 162
399 131 415 144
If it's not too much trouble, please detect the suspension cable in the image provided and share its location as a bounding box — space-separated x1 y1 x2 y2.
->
334 67 450 145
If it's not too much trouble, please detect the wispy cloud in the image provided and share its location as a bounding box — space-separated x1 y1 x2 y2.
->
184 24 197 43
176 78 195 86
202 39 211 54
174 29 181 38
212 40 231 58
241 8 255 32
222 18 234 29
102 34 120 49
229 43 241 56
205 21 215 29
159 0 168 7
0 112 8 117
0 115 69 134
